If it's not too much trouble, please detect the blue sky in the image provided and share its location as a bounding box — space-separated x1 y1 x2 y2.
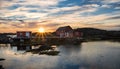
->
0 0 120 32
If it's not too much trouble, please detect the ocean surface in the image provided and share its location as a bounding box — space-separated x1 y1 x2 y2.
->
0 41 120 69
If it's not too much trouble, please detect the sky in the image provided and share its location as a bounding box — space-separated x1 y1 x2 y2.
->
0 0 120 33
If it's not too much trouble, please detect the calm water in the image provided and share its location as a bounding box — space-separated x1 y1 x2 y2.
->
0 41 120 69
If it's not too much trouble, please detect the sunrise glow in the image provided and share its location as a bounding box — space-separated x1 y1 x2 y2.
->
38 27 45 33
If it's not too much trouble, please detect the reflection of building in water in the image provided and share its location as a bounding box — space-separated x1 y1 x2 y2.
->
17 46 32 51
0 44 10 47
0 44 10 49
11 45 32 51
0 65 4 69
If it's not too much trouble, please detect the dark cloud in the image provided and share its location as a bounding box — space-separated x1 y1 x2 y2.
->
25 5 40 8
39 20 51 23
7 4 22 10
27 22 38 28
106 16 120 20
18 20 24 23
44 23 61 27
0 17 25 23
0 17 12 21
7 15 26 19
26 22 60 28
7 0 13 1
109 25 120 27
11 24 24 28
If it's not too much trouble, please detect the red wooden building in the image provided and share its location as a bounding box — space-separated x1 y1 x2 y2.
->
56 26 83 38
17 31 32 38
56 26 73 38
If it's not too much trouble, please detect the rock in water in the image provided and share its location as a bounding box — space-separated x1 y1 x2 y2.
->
0 58 5 61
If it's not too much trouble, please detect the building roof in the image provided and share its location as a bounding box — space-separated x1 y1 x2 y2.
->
56 26 73 32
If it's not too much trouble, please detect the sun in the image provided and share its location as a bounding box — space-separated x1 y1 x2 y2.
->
38 27 45 33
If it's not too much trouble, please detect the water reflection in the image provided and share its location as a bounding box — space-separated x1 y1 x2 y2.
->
0 41 120 69
0 65 4 69
9 44 60 56
10 45 31 55
11 46 32 51
26 45 60 56
0 58 5 61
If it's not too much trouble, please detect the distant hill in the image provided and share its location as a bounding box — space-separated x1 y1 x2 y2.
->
106 30 120 39
74 28 107 38
74 27 120 40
